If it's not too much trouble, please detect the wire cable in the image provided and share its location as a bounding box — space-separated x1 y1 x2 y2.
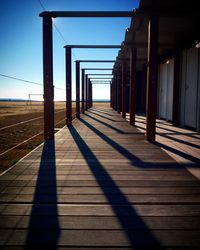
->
0 73 42 86
0 73 65 91
37 0 77 60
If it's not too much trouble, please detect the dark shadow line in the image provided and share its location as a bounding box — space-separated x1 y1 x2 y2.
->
153 141 200 166
90 108 114 116
68 125 162 248
88 110 120 122
135 124 200 165
155 125 200 140
135 123 200 150
79 118 183 169
136 115 200 140
26 140 60 249
157 133 200 149
136 117 200 140
84 113 125 134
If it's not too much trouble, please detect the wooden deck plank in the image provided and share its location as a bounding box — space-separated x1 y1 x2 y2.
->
1 215 200 230
0 104 200 248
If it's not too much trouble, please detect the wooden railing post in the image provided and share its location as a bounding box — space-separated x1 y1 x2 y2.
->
146 15 159 141
81 69 85 113
85 74 88 111
76 61 80 118
122 63 127 118
130 48 137 126
117 68 122 114
66 46 72 125
43 16 54 140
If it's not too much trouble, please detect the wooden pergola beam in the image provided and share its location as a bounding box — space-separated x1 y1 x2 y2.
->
82 68 113 70
90 83 112 85
39 11 134 18
89 78 113 80
77 60 115 63
87 74 113 76
64 45 121 49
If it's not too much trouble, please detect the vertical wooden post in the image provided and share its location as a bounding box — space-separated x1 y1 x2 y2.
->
113 75 115 110
141 64 147 114
76 61 80 118
122 63 126 118
110 82 112 107
114 75 118 111
66 46 72 126
81 69 85 113
117 68 122 113
91 82 93 107
130 48 137 126
43 16 54 140
85 74 88 111
172 52 180 126
146 15 159 141
111 79 114 108
88 80 91 108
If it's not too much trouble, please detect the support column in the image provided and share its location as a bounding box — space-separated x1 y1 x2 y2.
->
110 82 112 107
85 74 88 111
91 82 93 107
172 52 181 126
111 79 114 108
114 74 118 111
81 69 85 113
43 16 54 140
88 80 91 108
130 48 137 126
76 61 80 118
122 63 126 118
146 15 159 141
88 79 91 109
66 46 72 126
117 68 122 113
141 64 147 114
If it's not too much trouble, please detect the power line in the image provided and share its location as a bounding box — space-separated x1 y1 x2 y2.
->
37 0 77 60
0 73 65 91
0 73 42 87
38 0 45 10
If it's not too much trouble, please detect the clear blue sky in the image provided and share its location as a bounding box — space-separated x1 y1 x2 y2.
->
0 0 139 101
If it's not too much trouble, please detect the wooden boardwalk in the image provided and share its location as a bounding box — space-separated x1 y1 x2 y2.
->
0 104 200 249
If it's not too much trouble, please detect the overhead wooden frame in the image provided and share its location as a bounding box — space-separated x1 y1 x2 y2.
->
40 10 134 139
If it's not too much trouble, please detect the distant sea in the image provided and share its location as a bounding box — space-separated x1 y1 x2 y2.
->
0 98 110 102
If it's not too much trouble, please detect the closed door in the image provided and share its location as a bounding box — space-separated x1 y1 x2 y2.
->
159 63 168 119
166 59 174 121
184 47 198 128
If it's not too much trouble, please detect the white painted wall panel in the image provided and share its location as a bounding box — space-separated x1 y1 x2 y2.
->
184 47 198 128
158 59 174 121
180 50 187 127
166 59 174 121
158 63 168 119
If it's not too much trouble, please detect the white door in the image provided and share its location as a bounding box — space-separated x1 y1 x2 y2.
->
159 63 168 119
184 47 198 128
166 59 174 121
